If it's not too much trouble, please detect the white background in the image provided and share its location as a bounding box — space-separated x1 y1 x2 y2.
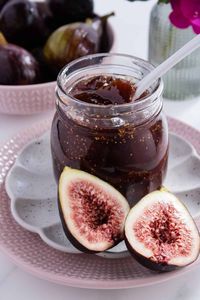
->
0 0 200 299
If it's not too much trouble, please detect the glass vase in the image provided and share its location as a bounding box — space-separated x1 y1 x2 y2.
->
149 3 200 100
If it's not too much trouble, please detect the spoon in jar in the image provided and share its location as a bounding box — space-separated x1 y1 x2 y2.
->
133 34 200 101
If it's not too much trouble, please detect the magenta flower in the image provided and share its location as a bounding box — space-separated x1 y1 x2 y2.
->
169 0 200 34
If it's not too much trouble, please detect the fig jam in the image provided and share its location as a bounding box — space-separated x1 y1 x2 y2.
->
70 75 137 105
51 55 168 206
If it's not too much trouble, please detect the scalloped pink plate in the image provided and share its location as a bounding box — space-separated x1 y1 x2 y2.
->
0 117 200 289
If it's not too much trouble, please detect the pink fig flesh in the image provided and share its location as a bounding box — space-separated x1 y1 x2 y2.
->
59 167 130 253
125 190 200 272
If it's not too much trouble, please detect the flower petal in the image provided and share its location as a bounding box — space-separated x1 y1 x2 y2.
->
192 24 200 34
180 0 200 20
169 11 190 29
190 16 200 34
191 17 200 27
170 0 181 11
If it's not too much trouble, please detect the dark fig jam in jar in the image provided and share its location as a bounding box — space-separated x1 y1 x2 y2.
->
51 54 168 206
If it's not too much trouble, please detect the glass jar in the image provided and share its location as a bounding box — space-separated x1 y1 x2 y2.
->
149 3 200 100
51 53 169 206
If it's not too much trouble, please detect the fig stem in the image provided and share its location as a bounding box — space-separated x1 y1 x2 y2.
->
0 32 7 46
100 12 115 23
160 186 169 192
86 12 115 26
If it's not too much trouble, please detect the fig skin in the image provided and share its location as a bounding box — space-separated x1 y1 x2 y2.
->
47 0 94 28
0 0 9 10
43 21 100 75
0 43 40 85
0 0 53 49
35 1 54 33
31 47 55 83
125 190 200 272
43 13 114 75
58 167 130 253
125 237 178 272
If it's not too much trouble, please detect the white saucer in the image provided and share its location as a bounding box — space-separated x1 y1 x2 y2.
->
5 131 200 258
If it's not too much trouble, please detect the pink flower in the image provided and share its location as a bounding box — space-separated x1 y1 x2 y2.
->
169 0 200 34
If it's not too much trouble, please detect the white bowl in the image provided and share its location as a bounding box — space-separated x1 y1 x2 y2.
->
0 22 115 115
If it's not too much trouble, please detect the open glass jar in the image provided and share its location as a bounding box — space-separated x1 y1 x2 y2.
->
51 54 169 206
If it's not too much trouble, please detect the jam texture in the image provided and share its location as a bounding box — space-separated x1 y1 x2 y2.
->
70 75 137 105
51 75 168 205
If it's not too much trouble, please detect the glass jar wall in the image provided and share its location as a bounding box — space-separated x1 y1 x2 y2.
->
51 54 169 206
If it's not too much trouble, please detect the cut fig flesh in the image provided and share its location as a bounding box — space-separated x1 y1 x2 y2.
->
58 167 130 253
125 190 200 271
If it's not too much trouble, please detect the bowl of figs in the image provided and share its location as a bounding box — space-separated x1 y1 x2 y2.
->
0 0 115 115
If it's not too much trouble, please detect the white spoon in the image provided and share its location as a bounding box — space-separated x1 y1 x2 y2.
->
133 34 200 100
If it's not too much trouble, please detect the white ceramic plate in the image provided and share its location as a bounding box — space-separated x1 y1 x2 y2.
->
5 131 200 258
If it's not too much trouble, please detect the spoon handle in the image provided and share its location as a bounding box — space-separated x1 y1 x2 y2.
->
134 34 200 100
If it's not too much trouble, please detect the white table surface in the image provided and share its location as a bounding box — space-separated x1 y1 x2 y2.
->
0 0 200 299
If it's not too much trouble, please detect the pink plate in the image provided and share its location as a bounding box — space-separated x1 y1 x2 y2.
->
0 117 200 289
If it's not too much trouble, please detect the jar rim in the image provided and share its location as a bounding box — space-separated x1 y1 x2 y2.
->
57 53 163 111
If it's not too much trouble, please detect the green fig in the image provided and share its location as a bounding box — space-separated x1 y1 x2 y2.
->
0 31 7 45
43 13 114 74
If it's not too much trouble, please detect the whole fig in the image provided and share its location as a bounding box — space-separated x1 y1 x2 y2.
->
47 0 94 27
0 37 40 85
31 47 55 83
43 13 114 74
0 0 53 49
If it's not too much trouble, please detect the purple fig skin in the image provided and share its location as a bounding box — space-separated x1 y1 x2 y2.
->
0 44 40 85
125 237 184 272
47 0 94 27
0 0 53 49
43 22 100 75
0 0 10 10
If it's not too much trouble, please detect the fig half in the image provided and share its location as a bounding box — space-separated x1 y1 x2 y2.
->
125 190 200 272
58 167 130 253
